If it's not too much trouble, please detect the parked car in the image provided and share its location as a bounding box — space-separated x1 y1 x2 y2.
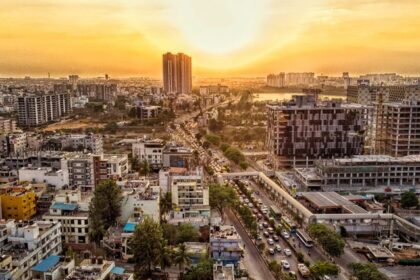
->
263 222 269 228
281 260 290 270
273 235 280 242
268 238 274 245
275 245 282 252
282 230 290 239
284 248 292 256
263 231 270 237
268 248 275 255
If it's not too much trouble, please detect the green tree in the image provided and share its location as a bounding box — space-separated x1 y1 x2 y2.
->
159 240 174 271
183 257 213 280
177 223 199 243
202 141 211 149
308 224 345 257
348 263 389 280
268 260 282 280
239 161 249 170
209 184 238 214
162 223 179 246
139 159 151 176
401 190 419 209
174 243 192 272
130 216 163 278
160 191 173 221
88 180 123 243
104 121 118 134
208 118 224 132
310 261 340 279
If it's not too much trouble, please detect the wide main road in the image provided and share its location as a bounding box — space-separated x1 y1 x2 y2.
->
225 208 275 280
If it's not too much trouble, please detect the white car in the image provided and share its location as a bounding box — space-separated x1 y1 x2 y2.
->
275 245 282 252
283 248 292 256
282 231 290 239
267 238 274 245
281 260 290 269
268 248 275 255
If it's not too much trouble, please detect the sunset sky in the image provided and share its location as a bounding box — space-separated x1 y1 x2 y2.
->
1 0 420 78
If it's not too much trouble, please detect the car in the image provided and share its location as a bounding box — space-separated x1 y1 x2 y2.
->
256 235 262 241
284 248 292 256
281 260 290 270
322 276 331 280
263 222 269 228
268 238 274 245
275 245 282 252
273 235 280 242
248 203 254 208
282 230 290 239
263 231 270 237
259 223 264 230
268 227 274 234
244 198 250 203
252 208 259 214
268 248 275 255
257 213 263 220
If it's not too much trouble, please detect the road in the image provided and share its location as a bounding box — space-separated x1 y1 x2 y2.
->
225 208 275 280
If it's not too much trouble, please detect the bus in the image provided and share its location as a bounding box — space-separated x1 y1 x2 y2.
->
270 205 282 220
281 217 297 234
296 229 314 248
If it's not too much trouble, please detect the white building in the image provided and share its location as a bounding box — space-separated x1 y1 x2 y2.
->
119 180 160 223
0 220 62 280
32 255 75 280
170 167 210 218
43 190 90 245
18 167 69 189
132 138 165 169
64 258 133 280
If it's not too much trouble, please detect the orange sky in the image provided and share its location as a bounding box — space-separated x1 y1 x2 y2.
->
1 0 420 78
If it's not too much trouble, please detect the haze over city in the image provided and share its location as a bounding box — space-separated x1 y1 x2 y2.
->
2 0 420 77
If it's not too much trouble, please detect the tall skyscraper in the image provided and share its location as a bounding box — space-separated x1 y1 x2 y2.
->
162 52 192 94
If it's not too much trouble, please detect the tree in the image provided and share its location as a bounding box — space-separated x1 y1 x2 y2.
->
174 243 192 272
308 224 345 257
202 141 211 149
130 217 164 278
268 261 282 280
160 191 173 221
88 180 123 243
177 223 199 243
139 159 151 176
348 263 389 280
104 121 118 134
183 257 213 280
310 261 340 279
401 190 419 209
159 240 174 272
239 161 249 170
209 184 238 214
208 118 224 132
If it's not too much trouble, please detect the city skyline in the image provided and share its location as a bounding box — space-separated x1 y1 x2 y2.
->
1 0 420 78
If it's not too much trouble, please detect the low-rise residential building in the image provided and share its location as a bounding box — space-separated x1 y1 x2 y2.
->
119 180 160 223
210 225 243 266
213 261 235 280
101 222 137 260
64 258 133 280
132 138 165 170
31 255 75 280
163 145 193 169
0 185 36 220
0 132 27 156
18 167 69 190
43 134 103 154
0 118 17 134
62 154 94 191
43 190 90 246
0 220 62 280
132 105 162 121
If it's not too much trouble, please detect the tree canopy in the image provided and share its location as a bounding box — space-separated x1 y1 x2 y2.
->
310 261 340 279
308 224 345 257
88 180 123 243
401 190 419 209
209 184 238 213
348 263 389 280
183 257 213 280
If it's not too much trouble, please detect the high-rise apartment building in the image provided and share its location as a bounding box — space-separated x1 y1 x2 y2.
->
267 73 285 88
347 85 420 105
17 92 72 127
375 100 420 156
162 52 192 94
267 95 369 167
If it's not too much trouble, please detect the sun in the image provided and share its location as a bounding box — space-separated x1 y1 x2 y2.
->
172 0 268 54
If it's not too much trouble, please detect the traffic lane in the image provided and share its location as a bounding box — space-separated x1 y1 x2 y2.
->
225 208 275 280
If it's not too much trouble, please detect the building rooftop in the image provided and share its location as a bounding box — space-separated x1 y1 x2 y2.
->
210 225 241 240
51 202 78 211
301 192 367 214
32 255 60 272
367 245 395 259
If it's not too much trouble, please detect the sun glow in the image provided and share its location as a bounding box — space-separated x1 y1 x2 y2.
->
171 0 268 54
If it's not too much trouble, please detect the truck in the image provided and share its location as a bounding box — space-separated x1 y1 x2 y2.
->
297 263 310 278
